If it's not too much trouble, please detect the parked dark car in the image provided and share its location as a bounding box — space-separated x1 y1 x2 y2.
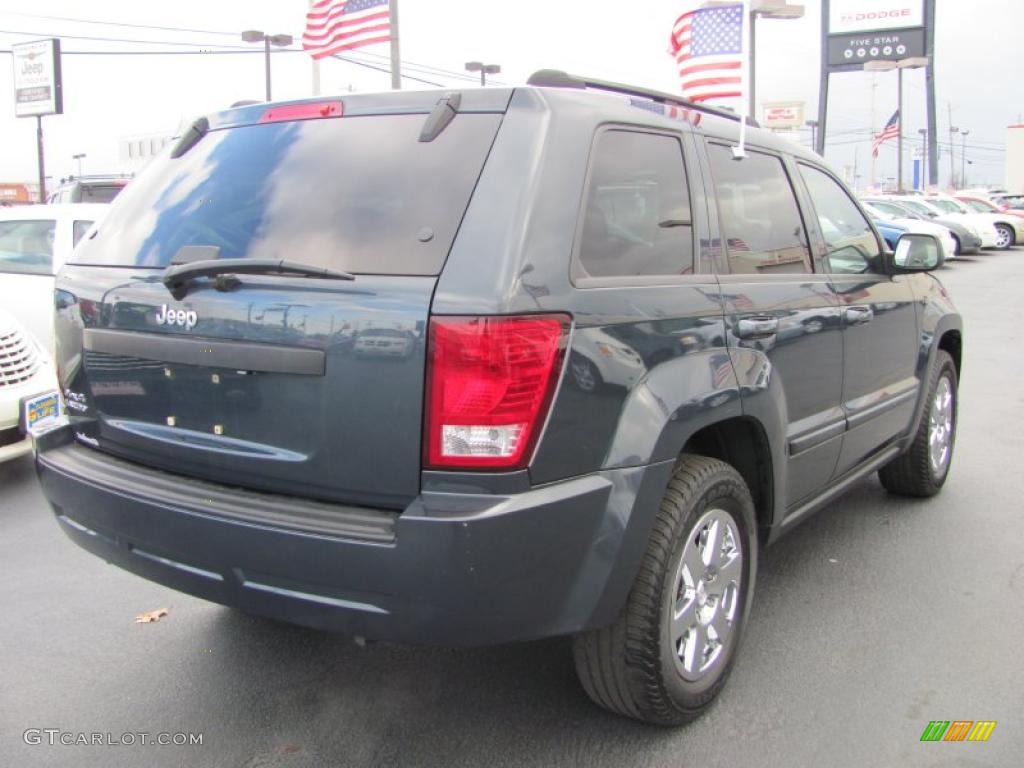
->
34 72 962 726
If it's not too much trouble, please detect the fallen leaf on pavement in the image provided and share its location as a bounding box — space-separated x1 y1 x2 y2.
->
135 608 169 624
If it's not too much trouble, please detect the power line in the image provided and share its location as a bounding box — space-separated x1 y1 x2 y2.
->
0 10 240 36
0 45 446 86
0 27 252 48
0 16 496 85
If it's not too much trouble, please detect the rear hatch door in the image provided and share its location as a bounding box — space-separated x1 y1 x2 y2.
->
58 92 508 508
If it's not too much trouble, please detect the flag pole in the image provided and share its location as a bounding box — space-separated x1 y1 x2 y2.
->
732 0 749 160
309 0 321 95
389 0 401 90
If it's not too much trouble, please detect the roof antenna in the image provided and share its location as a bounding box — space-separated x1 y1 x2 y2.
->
732 0 750 161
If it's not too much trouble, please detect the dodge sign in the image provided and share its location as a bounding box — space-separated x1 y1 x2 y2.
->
829 0 924 34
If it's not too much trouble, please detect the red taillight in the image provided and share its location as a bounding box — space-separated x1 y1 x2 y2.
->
424 314 570 470
259 101 344 124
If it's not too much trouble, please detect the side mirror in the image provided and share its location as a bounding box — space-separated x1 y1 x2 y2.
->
888 233 942 272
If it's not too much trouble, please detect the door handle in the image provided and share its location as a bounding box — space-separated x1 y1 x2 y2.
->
736 316 779 339
844 306 874 325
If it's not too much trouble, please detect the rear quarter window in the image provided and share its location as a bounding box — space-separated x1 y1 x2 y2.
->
573 129 695 282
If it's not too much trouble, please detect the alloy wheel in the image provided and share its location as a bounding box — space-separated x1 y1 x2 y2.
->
670 508 743 682
929 374 955 476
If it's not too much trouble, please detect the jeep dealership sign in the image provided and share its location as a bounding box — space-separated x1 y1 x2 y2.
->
829 0 924 34
12 39 63 117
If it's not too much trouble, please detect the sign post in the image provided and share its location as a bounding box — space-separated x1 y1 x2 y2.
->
816 0 934 179
11 38 63 203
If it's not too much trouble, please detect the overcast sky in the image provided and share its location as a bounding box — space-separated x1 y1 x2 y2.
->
0 0 1020 190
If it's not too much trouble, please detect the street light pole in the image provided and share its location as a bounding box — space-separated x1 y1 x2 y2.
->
918 128 927 189
242 30 294 101
464 61 500 86
746 1 804 120
72 153 86 178
805 120 818 152
864 56 929 194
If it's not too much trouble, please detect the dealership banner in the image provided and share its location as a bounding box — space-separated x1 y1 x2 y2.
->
12 38 63 117
827 27 925 66
829 0 924 34
762 102 805 130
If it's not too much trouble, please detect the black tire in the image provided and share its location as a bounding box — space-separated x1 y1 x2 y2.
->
572 455 757 726
951 234 962 255
879 350 958 497
994 223 1015 250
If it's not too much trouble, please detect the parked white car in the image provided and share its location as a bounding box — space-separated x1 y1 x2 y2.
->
0 309 58 463
927 194 1022 249
0 203 108 352
879 195 1000 249
861 201 957 262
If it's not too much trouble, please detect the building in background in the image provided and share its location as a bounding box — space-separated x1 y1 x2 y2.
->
117 131 176 174
1008 125 1024 193
0 183 34 205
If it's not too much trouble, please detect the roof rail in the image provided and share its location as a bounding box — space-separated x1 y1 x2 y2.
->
526 69 759 127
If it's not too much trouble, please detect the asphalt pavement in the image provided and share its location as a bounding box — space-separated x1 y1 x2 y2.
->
2 249 1023 767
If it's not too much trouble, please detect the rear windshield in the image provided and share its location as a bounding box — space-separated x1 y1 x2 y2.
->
78 184 124 204
71 113 502 275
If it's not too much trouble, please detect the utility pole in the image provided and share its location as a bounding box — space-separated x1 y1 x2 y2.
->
960 129 970 189
869 73 877 188
925 0 938 187
948 103 957 189
918 128 928 189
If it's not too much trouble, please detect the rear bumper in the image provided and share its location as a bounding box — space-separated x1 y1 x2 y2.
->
35 427 672 646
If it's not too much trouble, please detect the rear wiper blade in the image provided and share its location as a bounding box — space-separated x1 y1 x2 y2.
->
162 258 354 300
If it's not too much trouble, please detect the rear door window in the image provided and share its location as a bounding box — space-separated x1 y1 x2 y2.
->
0 219 56 275
574 129 694 280
71 113 502 276
707 145 811 274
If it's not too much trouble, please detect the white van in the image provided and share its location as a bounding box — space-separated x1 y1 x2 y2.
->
0 203 108 352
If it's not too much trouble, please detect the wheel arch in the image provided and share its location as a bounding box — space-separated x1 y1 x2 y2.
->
938 328 962 378
904 313 963 454
681 416 775 543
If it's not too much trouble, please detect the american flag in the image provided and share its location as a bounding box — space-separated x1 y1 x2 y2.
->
628 97 703 126
303 0 391 59
669 4 744 103
872 110 900 158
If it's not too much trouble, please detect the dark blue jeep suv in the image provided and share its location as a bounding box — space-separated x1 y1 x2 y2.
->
34 71 962 725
